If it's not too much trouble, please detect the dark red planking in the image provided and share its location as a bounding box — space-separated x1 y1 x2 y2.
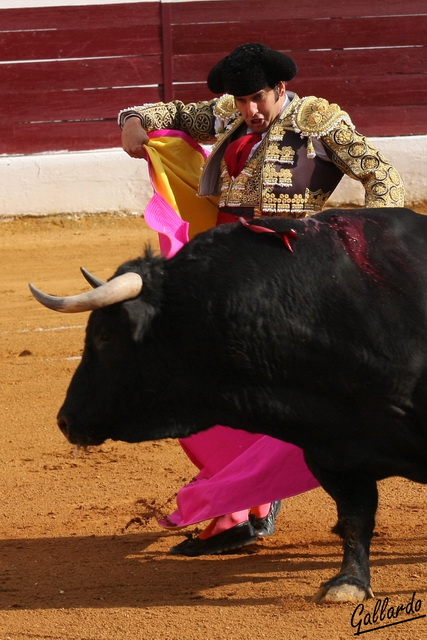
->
170 0 427 23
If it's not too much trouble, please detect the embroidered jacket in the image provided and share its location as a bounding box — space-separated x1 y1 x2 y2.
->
118 93 404 217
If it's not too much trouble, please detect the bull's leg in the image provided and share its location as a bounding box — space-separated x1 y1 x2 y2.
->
308 464 378 604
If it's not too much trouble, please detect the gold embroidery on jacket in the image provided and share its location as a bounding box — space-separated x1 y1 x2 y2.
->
264 143 295 164
322 123 405 207
293 96 354 138
263 163 293 187
262 189 329 217
219 149 263 208
120 100 217 143
123 93 405 210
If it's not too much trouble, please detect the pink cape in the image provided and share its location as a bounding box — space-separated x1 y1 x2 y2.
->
143 130 319 528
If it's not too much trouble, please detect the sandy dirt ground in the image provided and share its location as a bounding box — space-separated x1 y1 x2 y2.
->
2 212 427 640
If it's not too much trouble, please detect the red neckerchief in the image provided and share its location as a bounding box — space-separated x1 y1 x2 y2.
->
224 132 262 178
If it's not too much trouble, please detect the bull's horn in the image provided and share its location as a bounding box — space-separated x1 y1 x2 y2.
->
28 272 143 313
80 266 105 288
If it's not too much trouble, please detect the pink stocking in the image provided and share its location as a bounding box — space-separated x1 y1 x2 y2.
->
250 503 271 519
199 510 249 539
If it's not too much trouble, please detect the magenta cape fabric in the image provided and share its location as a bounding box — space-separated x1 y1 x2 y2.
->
144 130 319 528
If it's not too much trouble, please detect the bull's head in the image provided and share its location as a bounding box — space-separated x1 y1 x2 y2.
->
28 268 159 446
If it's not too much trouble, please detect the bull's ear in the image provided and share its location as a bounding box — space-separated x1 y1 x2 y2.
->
121 298 157 342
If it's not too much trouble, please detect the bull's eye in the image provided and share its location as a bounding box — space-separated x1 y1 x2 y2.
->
97 331 111 347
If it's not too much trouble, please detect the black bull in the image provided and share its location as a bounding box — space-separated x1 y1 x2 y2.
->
30 207 427 604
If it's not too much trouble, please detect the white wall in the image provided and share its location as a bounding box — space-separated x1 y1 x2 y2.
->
0 135 425 219
0 148 152 219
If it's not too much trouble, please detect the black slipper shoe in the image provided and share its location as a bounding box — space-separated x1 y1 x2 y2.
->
169 521 257 556
250 501 282 537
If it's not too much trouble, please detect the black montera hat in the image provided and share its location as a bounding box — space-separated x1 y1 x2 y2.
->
207 43 297 96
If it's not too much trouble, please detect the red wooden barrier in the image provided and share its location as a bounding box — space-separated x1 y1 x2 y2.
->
0 0 425 155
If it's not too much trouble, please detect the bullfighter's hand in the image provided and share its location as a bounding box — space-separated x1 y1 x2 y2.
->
121 117 149 159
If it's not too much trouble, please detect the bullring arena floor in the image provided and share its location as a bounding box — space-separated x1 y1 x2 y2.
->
1 212 427 640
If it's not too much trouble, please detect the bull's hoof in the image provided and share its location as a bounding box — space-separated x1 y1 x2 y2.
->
313 582 374 604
